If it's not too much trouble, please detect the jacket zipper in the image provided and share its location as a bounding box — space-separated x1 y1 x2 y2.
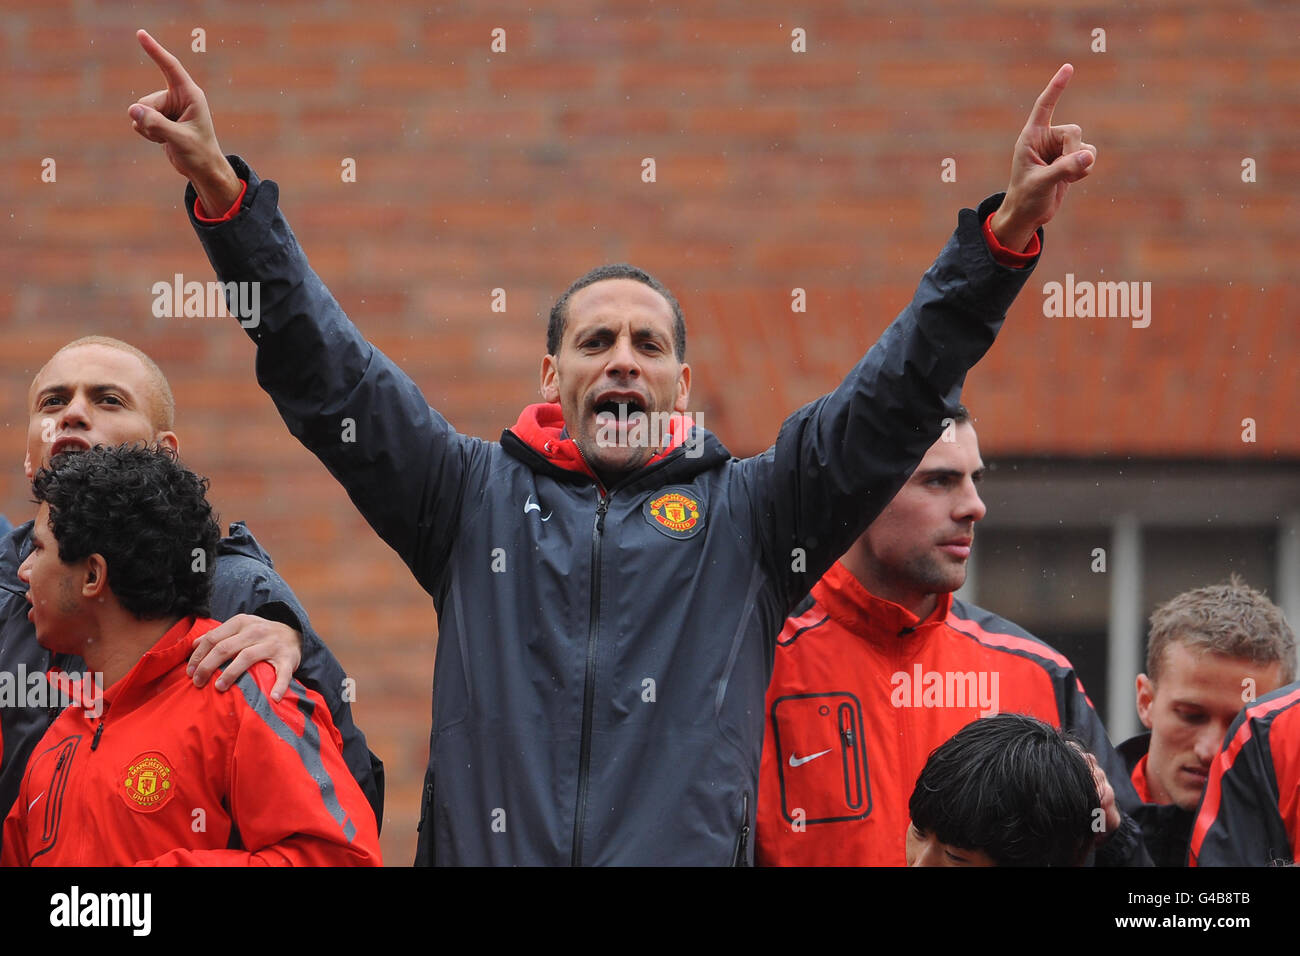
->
571 491 609 866
90 702 109 751
731 792 751 866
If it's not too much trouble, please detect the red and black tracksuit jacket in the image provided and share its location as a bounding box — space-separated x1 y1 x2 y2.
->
1188 679 1300 866
757 560 1148 866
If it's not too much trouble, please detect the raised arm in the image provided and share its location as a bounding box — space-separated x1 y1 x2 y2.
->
129 30 242 218
128 30 487 593
743 65 1096 609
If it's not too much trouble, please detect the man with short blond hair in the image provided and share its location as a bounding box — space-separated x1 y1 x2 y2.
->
1119 576 1296 865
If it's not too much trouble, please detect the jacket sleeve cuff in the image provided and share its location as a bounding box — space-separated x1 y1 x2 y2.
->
1095 811 1154 867
982 211 1041 268
193 177 249 224
246 599 304 633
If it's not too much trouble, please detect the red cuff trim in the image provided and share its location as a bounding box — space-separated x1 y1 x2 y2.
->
193 179 248 224
983 211 1040 267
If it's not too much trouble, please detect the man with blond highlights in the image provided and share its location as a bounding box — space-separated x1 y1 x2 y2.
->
1118 576 1296 865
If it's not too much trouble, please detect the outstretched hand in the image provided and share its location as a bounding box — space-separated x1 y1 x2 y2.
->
128 29 242 217
990 63 1097 252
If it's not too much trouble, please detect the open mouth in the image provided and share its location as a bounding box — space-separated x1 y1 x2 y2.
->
50 436 91 457
593 396 648 423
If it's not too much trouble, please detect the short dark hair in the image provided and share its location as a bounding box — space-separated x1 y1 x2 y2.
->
909 714 1099 867
547 264 687 360
31 444 219 620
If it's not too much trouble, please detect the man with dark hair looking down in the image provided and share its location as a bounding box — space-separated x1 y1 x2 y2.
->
906 714 1101 867
128 28 1096 864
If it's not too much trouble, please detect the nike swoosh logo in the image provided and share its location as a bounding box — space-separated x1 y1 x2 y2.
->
524 495 552 521
788 749 833 768
28 790 45 812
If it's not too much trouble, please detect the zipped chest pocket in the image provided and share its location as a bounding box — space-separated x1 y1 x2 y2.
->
770 692 871 826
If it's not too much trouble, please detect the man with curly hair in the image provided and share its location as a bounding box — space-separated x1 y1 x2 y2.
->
1 445 381 865
0 335 383 845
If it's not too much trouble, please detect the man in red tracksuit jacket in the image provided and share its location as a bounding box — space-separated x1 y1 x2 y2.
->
757 408 1148 866
1 444 380 866
1188 679 1300 866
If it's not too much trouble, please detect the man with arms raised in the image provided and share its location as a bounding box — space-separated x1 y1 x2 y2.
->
757 408 1148 865
0 336 383 837
128 29 1094 864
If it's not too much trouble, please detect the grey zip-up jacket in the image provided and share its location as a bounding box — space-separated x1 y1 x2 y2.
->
187 157 1038 865
0 519 385 837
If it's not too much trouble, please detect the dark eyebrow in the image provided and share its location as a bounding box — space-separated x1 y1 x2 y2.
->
34 383 136 407
572 325 670 345
572 324 613 342
915 468 962 481
915 465 987 482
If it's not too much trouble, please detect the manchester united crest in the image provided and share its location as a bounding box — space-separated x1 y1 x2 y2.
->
120 751 175 812
644 487 705 540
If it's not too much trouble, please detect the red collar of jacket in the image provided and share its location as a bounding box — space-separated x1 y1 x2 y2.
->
1130 752 1156 803
508 402 696 483
811 560 954 639
51 616 220 713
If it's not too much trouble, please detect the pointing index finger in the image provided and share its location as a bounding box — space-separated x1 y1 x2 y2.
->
136 28 196 92
1027 63 1074 129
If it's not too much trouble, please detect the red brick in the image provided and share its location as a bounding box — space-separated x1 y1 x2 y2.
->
420 18 532 52
288 19 402 50
489 62 600 94
558 107 671 136
617 61 734 96
357 62 469 94
748 60 866 94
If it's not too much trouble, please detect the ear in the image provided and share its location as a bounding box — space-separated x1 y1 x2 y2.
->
540 354 560 404
82 553 109 601
673 363 692 413
24 448 34 481
156 430 180 457
1135 673 1155 730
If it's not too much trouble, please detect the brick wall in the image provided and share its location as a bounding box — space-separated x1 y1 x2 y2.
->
1 1 1296 864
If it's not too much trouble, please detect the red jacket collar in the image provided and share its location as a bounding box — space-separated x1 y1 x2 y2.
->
811 560 954 639
1130 753 1155 804
508 403 696 483
56 616 221 712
